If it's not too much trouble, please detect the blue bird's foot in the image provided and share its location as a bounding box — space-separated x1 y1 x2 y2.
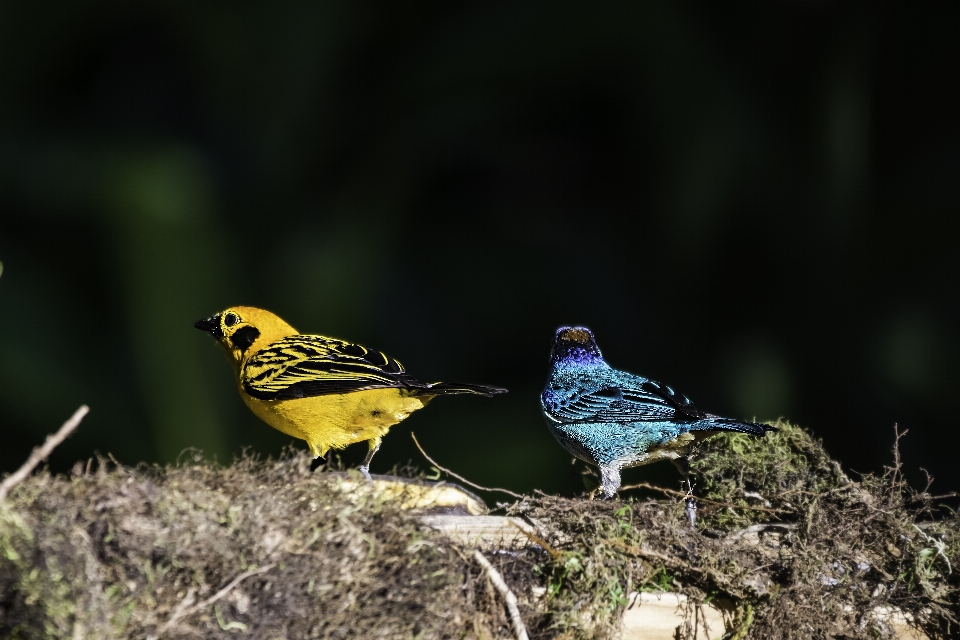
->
673 457 697 529
599 465 621 499
685 497 697 529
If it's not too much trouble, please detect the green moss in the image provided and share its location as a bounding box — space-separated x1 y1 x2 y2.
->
0 454 513 639
693 420 850 530
510 422 960 639
2 424 959 639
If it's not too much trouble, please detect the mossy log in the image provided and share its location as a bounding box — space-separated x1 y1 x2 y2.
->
1 422 958 639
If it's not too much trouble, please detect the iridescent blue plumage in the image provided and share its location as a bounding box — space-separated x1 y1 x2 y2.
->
541 327 775 512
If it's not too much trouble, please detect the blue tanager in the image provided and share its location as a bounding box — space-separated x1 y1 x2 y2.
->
541 326 775 526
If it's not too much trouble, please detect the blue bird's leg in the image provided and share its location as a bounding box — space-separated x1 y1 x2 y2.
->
673 457 697 529
599 465 621 499
358 437 381 482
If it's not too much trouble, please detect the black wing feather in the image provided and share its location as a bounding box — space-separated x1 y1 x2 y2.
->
241 335 426 400
545 376 707 424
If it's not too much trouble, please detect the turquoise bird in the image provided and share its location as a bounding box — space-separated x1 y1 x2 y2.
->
541 327 775 524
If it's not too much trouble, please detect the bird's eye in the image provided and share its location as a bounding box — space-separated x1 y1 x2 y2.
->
224 313 239 327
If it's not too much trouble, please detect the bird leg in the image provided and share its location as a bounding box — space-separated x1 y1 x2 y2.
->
358 438 381 482
599 465 621 499
673 457 697 529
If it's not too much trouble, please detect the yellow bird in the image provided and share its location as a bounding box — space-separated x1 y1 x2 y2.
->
194 306 507 477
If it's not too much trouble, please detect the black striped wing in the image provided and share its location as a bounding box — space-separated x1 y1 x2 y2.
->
241 335 424 400
544 375 706 424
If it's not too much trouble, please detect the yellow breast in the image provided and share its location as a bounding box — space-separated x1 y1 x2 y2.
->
239 387 427 457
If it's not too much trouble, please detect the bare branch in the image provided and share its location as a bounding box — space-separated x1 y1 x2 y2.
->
411 432 524 500
887 424 909 507
473 550 529 640
618 482 790 515
608 538 675 564
890 424 907 483
509 521 561 559
920 467 935 494
0 405 89 503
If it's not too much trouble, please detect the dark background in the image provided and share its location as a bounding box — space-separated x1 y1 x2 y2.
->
2 2 958 498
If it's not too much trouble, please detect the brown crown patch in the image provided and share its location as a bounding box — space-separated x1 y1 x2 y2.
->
560 328 591 343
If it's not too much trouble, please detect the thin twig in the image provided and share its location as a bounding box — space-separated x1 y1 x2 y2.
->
912 493 959 503
888 424 908 509
0 405 89 503
607 539 710 579
509 521 561 559
411 432 524 500
618 482 790 515
473 550 529 640
154 563 276 636
608 538 675 563
890 424 907 487
804 496 818 537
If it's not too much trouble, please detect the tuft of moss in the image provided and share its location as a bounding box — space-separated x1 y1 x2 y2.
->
509 421 960 639
694 420 852 530
2 423 959 639
0 452 525 639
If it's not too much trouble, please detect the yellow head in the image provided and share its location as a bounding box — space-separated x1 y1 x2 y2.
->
194 306 299 369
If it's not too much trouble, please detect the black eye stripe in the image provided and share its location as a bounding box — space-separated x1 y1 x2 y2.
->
231 326 260 353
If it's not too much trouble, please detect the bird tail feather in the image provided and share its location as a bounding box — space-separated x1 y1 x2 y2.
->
422 382 508 397
695 417 776 437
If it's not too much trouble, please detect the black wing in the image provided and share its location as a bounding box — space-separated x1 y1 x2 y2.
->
544 375 706 424
241 335 425 400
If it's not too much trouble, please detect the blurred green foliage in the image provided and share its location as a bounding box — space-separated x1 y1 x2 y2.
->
1 2 959 496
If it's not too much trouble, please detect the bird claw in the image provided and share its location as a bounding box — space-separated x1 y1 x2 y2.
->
309 457 324 473
359 465 373 483
685 497 697 529
599 466 621 501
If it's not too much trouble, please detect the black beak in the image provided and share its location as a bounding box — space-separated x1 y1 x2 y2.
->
194 315 223 338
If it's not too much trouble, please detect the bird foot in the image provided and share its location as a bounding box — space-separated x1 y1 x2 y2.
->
599 466 621 501
358 465 373 483
309 457 323 473
685 497 697 529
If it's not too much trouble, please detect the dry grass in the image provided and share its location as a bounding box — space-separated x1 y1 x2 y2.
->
0 452 511 639
1 422 958 639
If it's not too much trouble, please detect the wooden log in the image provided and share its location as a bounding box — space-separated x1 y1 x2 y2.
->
620 592 725 640
419 515 537 549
